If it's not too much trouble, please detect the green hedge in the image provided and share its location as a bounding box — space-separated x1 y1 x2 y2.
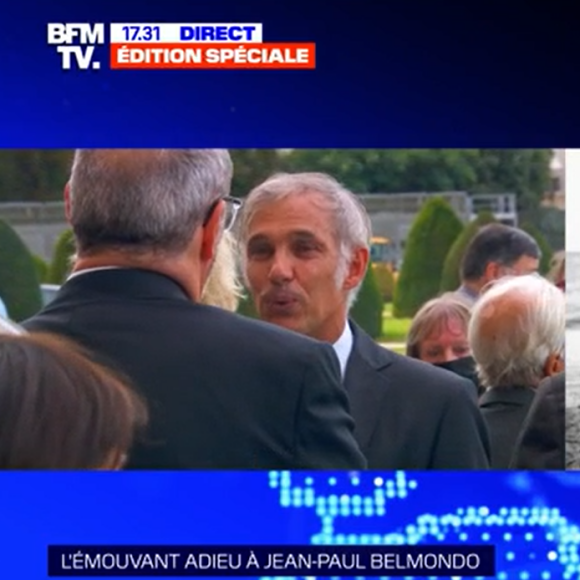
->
372 263 396 302
0 218 43 321
33 254 50 283
47 228 76 284
393 197 463 318
440 210 497 292
236 292 259 318
520 221 553 275
350 265 384 339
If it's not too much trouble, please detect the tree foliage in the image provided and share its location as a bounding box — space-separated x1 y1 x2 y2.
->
47 228 76 284
229 149 284 197
236 291 259 319
0 149 552 215
520 206 564 251
0 150 72 201
281 148 552 210
393 197 463 318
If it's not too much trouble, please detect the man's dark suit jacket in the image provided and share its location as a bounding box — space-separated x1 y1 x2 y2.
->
510 373 565 469
23 269 366 470
344 323 491 469
479 386 536 469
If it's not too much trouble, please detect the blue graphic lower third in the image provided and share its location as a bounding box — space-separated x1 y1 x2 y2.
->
0 471 579 579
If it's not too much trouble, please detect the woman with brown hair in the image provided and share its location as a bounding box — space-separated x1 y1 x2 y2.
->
0 333 148 469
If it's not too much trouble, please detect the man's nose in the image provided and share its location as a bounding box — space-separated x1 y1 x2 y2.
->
268 251 294 284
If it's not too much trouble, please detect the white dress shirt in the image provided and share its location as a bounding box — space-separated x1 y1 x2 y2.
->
332 321 354 380
66 266 122 281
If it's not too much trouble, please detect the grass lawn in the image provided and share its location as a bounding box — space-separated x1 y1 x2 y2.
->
387 344 407 355
378 302 412 344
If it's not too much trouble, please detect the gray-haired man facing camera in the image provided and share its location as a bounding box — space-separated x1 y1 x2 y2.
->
24 149 366 470
239 172 491 469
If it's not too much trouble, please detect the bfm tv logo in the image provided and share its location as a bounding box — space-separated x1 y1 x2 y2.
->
47 23 105 70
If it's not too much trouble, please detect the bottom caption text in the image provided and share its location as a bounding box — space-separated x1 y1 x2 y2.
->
48 545 495 576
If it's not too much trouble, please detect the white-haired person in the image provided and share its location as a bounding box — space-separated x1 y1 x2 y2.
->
0 316 24 335
469 274 565 469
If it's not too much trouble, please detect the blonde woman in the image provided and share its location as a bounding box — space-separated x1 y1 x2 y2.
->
200 230 244 312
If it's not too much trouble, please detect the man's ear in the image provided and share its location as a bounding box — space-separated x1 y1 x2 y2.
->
544 352 564 377
483 261 501 283
200 200 225 262
64 182 72 222
343 247 370 291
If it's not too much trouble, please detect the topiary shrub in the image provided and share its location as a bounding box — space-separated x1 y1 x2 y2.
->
393 196 463 318
520 207 564 253
47 228 76 284
350 265 384 339
372 263 396 302
520 221 553 276
0 218 43 321
33 254 50 283
440 210 497 293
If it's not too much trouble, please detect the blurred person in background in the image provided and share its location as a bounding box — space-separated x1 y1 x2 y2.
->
200 230 244 311
469 274 565 469
239 171 490 469
548 253 565 291
23 149 365 470
454 224 541 307
0 315 23 336
406 295 482 398
0 333 147 469
510 372 565 470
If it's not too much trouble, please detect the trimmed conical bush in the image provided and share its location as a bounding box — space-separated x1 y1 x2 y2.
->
0 218 43 321
393 197 463 318
47 228 76 284
350 265 384 339
440 210 497 293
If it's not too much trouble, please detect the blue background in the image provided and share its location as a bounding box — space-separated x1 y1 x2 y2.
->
0 0 576 147
2 471 580 579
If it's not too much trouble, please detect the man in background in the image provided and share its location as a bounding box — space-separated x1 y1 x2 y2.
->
239 172 491 469
510 372 565 470
454 224 541 307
